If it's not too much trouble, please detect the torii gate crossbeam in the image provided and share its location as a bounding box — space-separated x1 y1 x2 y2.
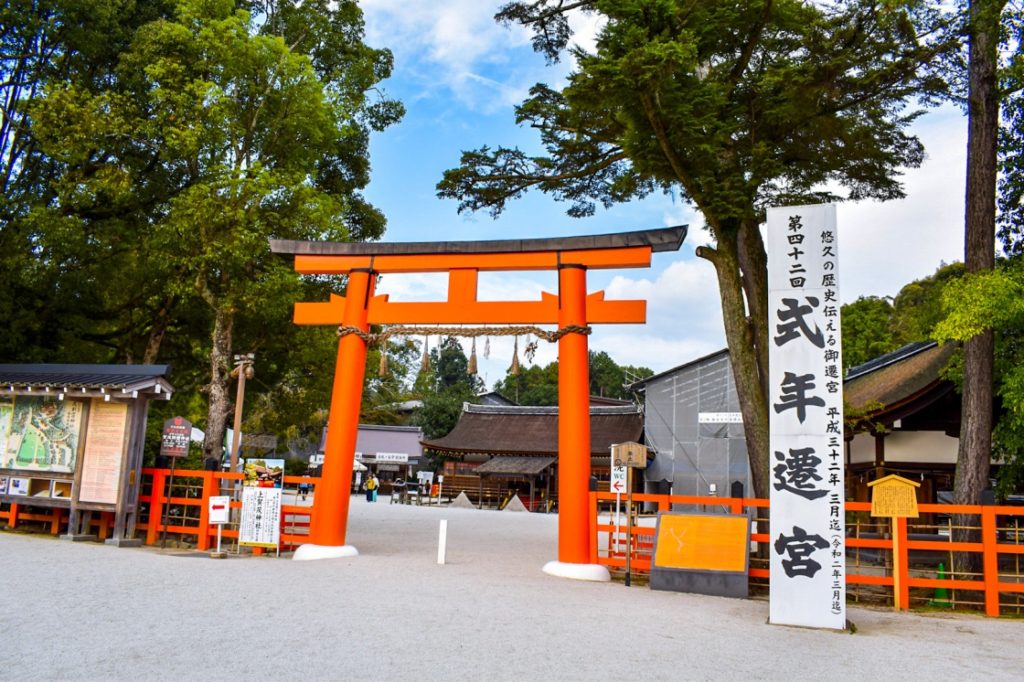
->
271 226 686 580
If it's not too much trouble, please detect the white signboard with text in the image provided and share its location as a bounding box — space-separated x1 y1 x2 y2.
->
610 466 627 495
239 487 281 549
375 452 409 463
767 204 845 630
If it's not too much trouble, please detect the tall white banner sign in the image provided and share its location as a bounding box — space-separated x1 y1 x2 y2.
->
767 204 845 629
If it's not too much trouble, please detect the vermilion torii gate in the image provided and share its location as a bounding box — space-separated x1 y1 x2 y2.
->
271 226 685 580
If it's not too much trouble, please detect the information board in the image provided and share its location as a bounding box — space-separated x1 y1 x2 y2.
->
78 400 129 504
160 416 192 458
239 487 281 548
3 396 85 472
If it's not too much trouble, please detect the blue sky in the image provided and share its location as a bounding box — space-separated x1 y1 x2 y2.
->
356 2 968 386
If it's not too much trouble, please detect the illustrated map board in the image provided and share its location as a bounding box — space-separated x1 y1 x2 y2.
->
2 397 85 473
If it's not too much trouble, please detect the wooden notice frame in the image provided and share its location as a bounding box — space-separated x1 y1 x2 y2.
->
868 474 921 611
868 474 921 519
0 363 173 545
76 399 130 506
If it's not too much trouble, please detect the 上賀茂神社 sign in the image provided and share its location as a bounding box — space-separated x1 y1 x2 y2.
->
767 204 845 630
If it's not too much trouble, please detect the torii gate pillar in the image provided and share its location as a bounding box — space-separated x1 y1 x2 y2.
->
295 269 373 559
273 227 686 575
544 264 595 574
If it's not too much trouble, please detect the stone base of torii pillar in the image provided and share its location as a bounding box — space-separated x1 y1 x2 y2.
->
542 560 610 582
293 544 359 561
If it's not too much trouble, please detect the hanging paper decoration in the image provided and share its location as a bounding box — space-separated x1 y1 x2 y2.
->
524 333 538 363
483 336 491 359
468 337 478 375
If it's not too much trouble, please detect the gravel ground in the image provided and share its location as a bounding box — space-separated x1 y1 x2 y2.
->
0 497 1021 681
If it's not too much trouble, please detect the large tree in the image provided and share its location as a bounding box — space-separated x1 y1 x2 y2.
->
23 0 402 465
438 0 949 498
0 1 175 362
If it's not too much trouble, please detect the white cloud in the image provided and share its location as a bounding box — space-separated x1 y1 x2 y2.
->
360 1 542 112
837 107 966 303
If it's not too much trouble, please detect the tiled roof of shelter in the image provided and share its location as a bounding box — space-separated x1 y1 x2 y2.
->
0 364 173 397
843 342 956 413
422 403 642 456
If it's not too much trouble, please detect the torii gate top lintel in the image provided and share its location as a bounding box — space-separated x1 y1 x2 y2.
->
270 225 687 263
274 226 687 326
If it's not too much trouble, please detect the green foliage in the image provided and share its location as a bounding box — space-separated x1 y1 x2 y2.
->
992 3 1024 254
933 257 1024 494
841 262 966 371
891 261 966 341
934 266 1024 343
442 1 948 220
439 0 952 499
412 337 483 439
841 296 898 371
492 351 651 405
495 362 560 406
1 1 403 457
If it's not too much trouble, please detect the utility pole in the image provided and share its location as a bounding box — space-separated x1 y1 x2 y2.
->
229 353 255 474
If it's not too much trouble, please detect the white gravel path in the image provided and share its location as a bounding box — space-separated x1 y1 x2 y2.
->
0 496 1020 681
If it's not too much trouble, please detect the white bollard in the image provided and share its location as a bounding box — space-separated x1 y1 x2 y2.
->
437 519 448 565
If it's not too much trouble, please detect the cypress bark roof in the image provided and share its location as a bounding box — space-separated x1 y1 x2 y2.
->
843 342 957 420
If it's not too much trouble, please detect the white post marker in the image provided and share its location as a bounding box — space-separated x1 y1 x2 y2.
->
437 519 448 565
611 465 627 555
208 495 230 559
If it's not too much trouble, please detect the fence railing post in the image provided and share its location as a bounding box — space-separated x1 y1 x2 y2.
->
197 470 217 551
146 469 167 546
981 508 1000 617
589 491 599 565
895 517 910 609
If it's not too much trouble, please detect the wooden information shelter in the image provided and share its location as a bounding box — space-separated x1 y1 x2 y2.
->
272 227 685 577
0 364 173 545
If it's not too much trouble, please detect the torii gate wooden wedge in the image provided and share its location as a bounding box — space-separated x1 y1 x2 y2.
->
271 226 686 580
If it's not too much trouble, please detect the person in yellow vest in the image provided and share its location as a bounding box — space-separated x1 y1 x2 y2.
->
364 473 379 502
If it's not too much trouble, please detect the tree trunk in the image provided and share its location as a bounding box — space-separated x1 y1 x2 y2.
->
141 296 176 365
737 216 771 403
202 305 235 469
953 0 1002 578
698 228 771 501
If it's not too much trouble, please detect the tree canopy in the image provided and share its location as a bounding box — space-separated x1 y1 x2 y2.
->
1 0 402 464
439 0 950 497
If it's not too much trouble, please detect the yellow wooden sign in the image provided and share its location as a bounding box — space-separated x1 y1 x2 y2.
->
611 441 648 469
868 474 920 519
653 514 749 572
